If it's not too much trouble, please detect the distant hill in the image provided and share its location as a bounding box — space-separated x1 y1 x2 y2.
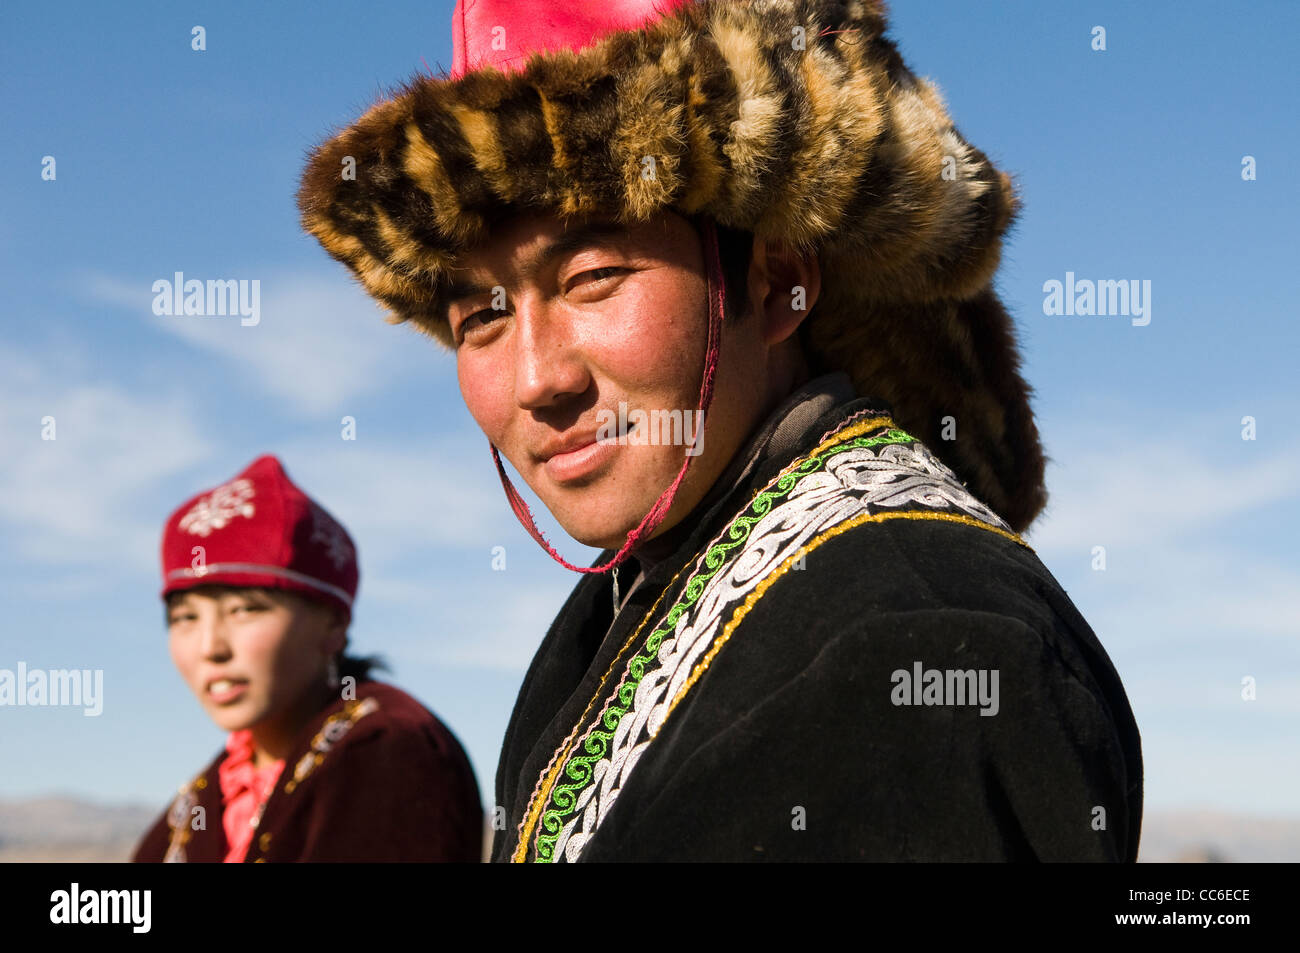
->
0 796 159 863
0 796 1296 862
1134 810 1300 863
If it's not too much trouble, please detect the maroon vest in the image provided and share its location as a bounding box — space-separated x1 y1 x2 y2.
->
133 681 482 862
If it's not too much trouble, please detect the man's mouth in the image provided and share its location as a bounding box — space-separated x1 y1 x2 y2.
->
543 422 636 484
545 440 613 483
535 416 642 483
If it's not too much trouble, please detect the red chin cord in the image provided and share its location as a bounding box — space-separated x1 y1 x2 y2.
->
489 217 726 574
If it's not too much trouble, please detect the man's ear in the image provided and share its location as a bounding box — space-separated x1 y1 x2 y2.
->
746 237 821 347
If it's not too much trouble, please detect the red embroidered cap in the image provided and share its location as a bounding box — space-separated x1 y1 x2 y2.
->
160 455 358 619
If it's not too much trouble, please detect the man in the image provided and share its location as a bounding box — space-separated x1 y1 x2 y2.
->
297 0 1143 861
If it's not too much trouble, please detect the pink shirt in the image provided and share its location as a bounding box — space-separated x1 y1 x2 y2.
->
218 730 285 863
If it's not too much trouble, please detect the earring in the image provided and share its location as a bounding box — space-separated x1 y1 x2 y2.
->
326 656 340 689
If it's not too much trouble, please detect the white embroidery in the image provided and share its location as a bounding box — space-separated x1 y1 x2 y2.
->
163 784 198 862
549 437 1012 861
837 441 1009 527
309 507 353 570
179 478 256 537
285 696 380 792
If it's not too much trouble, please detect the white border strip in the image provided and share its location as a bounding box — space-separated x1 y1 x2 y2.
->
165 563 353 607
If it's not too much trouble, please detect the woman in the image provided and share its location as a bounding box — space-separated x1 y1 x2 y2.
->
132 454 483 862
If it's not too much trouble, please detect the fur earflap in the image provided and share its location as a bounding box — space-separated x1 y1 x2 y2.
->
297 0 1047 531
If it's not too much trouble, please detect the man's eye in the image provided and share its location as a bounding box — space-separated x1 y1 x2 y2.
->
569 267 625 290
457 306 505 340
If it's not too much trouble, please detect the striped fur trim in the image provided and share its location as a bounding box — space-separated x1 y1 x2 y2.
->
296 0 1047 531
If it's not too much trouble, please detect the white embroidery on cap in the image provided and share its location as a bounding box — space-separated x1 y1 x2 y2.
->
179 478 256 537
309 507 353 570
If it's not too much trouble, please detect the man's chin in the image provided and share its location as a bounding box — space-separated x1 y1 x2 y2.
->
552 514 638 552
573 529 634 552
552 493 695 552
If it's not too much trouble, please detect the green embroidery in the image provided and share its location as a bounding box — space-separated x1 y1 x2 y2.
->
532 424 917 861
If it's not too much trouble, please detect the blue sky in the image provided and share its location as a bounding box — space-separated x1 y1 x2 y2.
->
2 0 1297 825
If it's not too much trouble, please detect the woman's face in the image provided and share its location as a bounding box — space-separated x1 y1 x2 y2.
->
166 586 340 734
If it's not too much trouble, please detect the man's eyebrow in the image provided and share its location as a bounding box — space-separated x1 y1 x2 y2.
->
520 220 629 280
438 220 631 325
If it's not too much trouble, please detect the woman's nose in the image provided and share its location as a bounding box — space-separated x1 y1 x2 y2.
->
197 617 232 661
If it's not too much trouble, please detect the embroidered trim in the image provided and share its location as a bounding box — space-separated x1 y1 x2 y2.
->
520 418 903 860
658 509 1024 731
814 405 889 445
512 414 1029 863
162 774 207 863
282 696 380 794
510 552 704 862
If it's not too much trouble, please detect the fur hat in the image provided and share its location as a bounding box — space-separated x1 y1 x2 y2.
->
296 0 1047 531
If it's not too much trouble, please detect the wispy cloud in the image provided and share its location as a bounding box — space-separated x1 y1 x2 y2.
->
1027 438 1300 554
0 345 212 573
1023 405 1300 645
270 437 595 673
390 579 576 672
1017 405 1300 816
81 271 448 416
275 436 523 556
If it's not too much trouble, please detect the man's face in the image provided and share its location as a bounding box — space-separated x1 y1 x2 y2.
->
448 210 771 550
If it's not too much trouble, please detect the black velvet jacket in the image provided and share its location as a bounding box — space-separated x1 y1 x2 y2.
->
491 381 1143 862
134 680 483 862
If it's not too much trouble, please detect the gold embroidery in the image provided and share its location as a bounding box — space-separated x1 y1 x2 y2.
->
162 771 207 863
509 413 904 858
514 413 1023 860
512 556 701 863
283 696 380 794
788 415 894 470
734 416 895 514
656 509 1027 733
513 414 903 861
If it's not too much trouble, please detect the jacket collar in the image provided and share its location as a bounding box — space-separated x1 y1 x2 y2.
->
615 371 875 604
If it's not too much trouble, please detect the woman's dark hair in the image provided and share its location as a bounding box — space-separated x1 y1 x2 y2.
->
336 651 388 684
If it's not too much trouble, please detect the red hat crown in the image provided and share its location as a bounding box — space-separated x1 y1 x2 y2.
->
160 455 358 618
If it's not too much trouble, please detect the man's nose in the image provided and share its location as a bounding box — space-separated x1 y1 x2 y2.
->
512 298 590 409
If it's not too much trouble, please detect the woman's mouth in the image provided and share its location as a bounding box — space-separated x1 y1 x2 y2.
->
207 678 249 704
